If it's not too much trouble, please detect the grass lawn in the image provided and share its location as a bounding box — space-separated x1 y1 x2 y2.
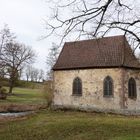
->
0 87 47 105
0 110 140 140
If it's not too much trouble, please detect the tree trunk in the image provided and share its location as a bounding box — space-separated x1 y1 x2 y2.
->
9 86 13 94
9 79 14 94
27 76 29 82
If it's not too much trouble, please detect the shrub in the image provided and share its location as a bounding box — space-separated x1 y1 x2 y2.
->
0 86 7 100
0 87 7 94
42 81 53 107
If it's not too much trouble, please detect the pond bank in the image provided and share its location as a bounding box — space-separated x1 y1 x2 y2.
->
0 111 35 121
0 111 36 122
0 104 47 112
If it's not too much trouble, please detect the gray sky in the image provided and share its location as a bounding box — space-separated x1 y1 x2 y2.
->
0 0 140 73
0 0 53 71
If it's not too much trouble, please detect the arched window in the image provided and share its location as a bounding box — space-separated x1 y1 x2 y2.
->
73 77 82 95
128 78 137 99
103 76 113 97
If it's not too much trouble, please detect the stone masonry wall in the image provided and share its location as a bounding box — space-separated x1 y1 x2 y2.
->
123 69 140 111
53 68 124 111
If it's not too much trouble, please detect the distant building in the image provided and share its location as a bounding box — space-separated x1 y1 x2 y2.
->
53 35 140 115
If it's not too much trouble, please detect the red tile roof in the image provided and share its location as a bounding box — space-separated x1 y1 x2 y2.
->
53 35 140 70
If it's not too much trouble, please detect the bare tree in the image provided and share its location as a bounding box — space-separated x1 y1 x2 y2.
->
45 0 140 51
25 65 32 82
30 67 35 82
33 68 39 82
0 25 15 72
25 66 44 82
0 24 15 53
0 42 35 93
38 69 44 82
46 43 59 80
29 67 39 82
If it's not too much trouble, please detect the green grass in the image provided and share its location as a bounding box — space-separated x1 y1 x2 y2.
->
0 87 46 105
0 110 140 140
0 87 140 140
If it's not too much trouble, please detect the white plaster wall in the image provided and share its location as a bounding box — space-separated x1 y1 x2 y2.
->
124 69 140 110
53 68 123 111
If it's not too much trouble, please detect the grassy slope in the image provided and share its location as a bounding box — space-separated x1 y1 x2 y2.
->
0 110 140 140
0 87 46 105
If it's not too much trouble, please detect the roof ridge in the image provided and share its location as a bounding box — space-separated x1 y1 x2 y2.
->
65 35 125 44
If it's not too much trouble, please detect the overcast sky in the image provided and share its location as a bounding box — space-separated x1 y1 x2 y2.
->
0 0 140 74
0 0 54 72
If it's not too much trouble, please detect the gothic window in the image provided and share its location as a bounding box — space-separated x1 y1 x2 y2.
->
103 76 113 97
128 78 137 99
73 77 82 95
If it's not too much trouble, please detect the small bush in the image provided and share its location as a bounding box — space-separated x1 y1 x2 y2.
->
0 86 7 100
0 87 7 94
42 81 53 107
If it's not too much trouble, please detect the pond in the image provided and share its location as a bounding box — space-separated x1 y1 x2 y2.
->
0 111 34 117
